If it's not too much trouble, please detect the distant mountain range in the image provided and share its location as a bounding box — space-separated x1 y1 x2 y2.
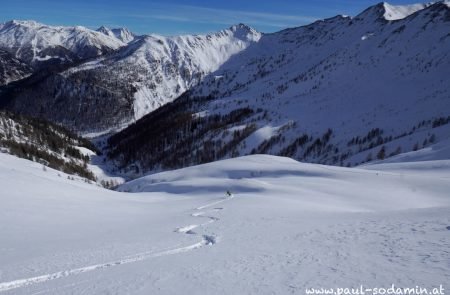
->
0 1 449 176
0 20 260 132
0 20 128 67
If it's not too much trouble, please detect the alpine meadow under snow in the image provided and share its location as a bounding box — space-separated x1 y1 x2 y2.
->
0 1 449 294
1 150 450 294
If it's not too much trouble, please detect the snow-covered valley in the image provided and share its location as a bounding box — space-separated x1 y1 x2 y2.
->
1 149 449 294
0 1 449 294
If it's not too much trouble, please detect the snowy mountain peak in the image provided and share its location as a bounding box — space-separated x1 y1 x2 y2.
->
96 25 111 34
2 19 43 28
228 23 261 41
355 2 388 19
229 23 257 33
356 1 445 21
382 2 431 20
432 0 450 9
111 28 135 43
96 26 135 43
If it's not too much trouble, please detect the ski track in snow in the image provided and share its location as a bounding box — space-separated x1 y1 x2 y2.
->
0 194 234 293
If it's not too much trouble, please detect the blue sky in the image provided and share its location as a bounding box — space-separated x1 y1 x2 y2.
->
0 0 418 35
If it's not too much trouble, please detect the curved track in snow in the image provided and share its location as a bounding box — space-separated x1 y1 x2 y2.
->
0 194 234 293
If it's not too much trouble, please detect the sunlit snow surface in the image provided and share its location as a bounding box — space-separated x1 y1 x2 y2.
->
0 148 449 294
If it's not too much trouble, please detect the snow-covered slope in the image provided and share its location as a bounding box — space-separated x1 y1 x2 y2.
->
0 20 127 67
365 137 450 164
107 1 450 174
0 152 449 294
360 137 450 177
119 154 450 211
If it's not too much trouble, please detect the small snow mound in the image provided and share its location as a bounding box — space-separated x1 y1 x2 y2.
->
361 33 375 40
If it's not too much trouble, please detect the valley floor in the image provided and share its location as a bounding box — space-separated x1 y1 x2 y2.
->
0 152 449 294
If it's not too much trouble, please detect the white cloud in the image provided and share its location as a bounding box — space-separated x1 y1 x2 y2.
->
130 4 318 29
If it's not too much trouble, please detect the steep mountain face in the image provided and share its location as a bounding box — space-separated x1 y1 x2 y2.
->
0 20 127 68
0 49 32 85
106 2 450 175
2 24 261 133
